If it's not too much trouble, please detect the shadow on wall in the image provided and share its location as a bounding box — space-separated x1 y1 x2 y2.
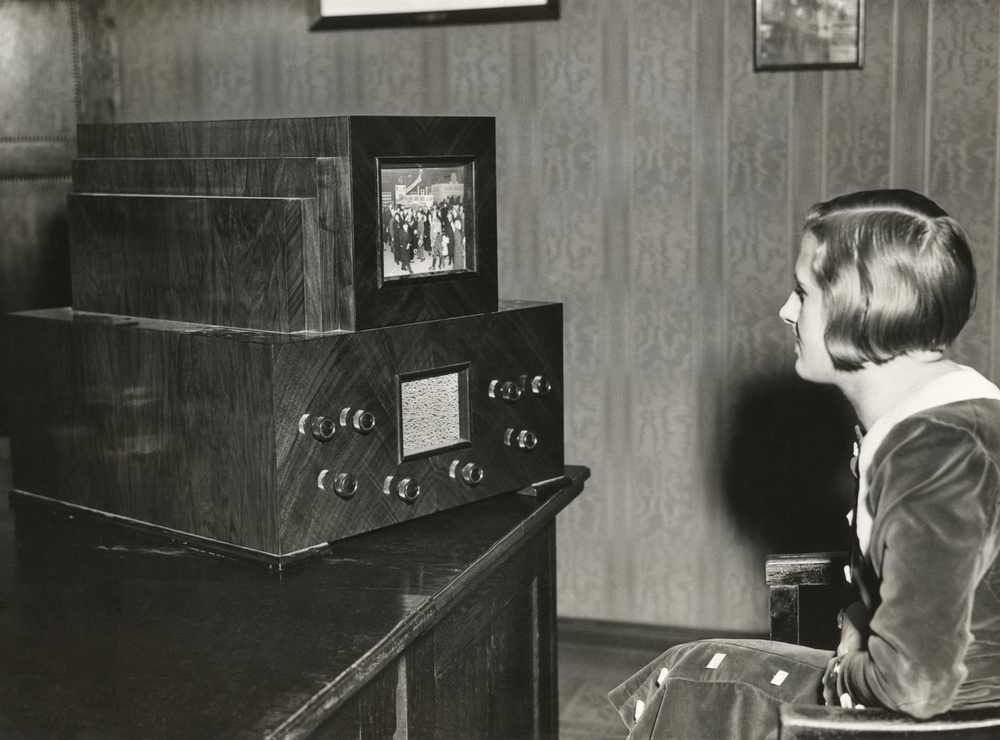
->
722 373 858 555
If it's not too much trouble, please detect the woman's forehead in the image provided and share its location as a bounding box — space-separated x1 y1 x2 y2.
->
795 233 821 281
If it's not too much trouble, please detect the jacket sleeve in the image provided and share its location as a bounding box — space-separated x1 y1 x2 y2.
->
839 419 998 718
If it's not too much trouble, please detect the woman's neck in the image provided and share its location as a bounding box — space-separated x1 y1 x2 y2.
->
836 352 959 430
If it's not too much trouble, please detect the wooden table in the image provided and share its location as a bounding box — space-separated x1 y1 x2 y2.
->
0 464 588 739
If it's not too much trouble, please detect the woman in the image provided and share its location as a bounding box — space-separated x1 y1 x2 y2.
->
610 190 1000 738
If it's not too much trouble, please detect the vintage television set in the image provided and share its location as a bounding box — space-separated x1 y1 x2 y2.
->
2 116 564 566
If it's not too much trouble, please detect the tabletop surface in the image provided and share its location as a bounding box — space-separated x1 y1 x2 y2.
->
0 457 587 740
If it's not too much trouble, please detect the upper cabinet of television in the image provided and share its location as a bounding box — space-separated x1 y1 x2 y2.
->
69 116 498 332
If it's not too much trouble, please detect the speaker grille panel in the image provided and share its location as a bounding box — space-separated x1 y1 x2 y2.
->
401 372 463 457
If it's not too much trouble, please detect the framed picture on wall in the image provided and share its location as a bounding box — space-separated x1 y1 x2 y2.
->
755 0 864 71
309 0 559 30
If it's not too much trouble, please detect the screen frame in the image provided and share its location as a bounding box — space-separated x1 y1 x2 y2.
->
396 362 472 463
375 155 478 288
343 116 498 331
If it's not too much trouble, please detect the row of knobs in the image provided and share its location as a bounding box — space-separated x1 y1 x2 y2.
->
488 374 551 403
300 408 376 442
319 461 484 503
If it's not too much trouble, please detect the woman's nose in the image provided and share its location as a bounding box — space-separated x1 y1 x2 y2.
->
779 293 799 326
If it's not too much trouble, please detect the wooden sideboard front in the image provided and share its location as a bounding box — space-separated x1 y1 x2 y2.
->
0 463 588 739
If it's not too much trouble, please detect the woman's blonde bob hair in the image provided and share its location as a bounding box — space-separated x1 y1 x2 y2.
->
804 189 976 372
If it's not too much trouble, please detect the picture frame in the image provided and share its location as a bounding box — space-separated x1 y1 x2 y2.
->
309 0 559 31
754 0 864 71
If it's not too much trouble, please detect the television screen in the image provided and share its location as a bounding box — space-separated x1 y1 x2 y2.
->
378 161 476 282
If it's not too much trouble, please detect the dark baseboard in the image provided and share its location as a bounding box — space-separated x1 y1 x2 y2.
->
557 616 767 653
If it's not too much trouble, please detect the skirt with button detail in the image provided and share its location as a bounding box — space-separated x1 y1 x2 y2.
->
608 639 832 740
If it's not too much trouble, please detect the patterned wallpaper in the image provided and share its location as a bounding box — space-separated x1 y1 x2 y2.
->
110 0 1000 631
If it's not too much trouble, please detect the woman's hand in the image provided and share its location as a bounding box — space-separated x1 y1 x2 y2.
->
837 601 870 657
822 655 840 705
823 601 871 707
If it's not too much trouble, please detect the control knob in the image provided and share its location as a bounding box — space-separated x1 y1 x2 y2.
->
461 463 485 486
318 470 358 499
334 473 359 498
384 475 421 503
488 380 521 403
309 415 336 442
352 409 376 435
504 428 538 451
531 375 552 396
517 430 538 450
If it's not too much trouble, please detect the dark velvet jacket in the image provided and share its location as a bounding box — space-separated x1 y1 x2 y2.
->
841 399 1000 717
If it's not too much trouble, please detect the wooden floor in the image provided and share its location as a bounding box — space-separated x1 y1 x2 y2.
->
558 640 663 740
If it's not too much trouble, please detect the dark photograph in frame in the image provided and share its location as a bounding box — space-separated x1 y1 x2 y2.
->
755 0 864 71
378 161 476 283
310 0 559 31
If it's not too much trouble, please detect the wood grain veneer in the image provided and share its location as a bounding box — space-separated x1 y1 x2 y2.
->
4 309 280 551
77 116 354 158
72 157 321 197
3 300 563 562
68 193 320 332
72 156 335 330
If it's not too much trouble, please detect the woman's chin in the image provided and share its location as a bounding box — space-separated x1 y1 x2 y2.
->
793 358 836 385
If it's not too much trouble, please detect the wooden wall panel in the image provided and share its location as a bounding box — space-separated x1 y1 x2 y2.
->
29 0 1000 632
0 0 119 433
